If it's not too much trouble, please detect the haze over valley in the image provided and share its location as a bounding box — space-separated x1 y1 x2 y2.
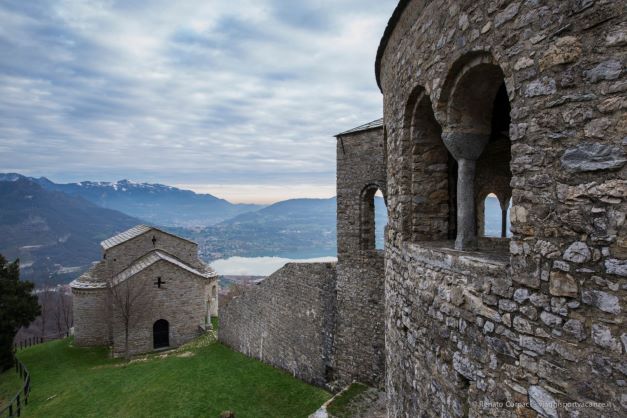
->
0 172 389 284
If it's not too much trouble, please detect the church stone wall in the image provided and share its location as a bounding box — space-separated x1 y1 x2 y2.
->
218 262 337 387
111 260 210 357
104 230 200 277
72 288 110 346
379 0 626 417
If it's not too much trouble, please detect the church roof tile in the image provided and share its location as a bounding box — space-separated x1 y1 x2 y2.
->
100 224 196 250
335 118 383 137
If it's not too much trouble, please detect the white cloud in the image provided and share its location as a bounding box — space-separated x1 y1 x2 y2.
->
0 0 397 203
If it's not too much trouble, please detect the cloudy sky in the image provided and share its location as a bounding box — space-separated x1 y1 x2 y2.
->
0 0 396 203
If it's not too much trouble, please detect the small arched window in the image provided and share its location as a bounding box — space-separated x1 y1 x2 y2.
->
483 194 502 237
360 185 388 250
375 190 388 250
482 194 511 238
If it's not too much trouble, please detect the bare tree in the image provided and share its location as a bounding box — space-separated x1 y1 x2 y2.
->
52 288 73 336
106 275 152 361
59 290 73 331
14 284 74 346
38 282 55 341
53 294 63 335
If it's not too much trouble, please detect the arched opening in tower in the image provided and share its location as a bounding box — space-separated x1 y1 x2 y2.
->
438 54 512 250
360 185 387 251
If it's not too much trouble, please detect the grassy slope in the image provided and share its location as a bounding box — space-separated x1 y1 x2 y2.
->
11 333 330 418
0 367 22 410
326 383 369 418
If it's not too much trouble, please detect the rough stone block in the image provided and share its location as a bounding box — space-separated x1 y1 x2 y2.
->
549 271 578 297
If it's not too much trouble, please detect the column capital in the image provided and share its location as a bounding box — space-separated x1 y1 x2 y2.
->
442 130 490 161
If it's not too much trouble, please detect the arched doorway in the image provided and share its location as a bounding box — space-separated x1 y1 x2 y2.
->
153 319 169 349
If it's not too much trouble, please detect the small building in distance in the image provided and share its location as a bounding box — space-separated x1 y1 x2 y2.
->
71 225 218 357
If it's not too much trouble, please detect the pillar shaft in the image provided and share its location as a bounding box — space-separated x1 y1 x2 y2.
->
501 208 507 238
455 158 477 250
442 131 490 251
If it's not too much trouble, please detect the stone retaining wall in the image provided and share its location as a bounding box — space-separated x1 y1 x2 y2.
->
333 250 386 388
219 262 337 386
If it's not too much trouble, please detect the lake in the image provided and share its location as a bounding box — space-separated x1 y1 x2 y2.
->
210 255 337 276
210 196 509 276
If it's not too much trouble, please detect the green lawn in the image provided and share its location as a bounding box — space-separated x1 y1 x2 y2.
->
0 366 22 410
326 383 369 418
7 332 330 418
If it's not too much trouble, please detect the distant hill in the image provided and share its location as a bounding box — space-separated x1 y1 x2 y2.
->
0 173 261 227
0 177 140 284
181 197 388 260
0 173 390 282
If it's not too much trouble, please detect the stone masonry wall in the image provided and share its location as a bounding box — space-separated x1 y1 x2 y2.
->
104 229 201 277
111 260 211 357
379 0 626 416
209 283 219 317
72 288 110 346
336 127 387 256
219 262 337 387
334 127 387 388
333 250 386 388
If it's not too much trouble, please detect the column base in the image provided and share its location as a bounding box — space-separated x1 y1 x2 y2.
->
455 235 478 251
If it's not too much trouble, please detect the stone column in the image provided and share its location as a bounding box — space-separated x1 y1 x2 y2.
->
501 207 507 238
456 158 477 249
442 131 490 251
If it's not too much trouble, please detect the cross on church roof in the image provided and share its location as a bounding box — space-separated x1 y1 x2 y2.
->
154 277 166 289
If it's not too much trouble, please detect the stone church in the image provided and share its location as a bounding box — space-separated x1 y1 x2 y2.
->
220 1 626 417
71 225 219 357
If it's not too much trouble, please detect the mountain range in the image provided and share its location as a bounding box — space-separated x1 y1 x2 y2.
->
0 173 261 227
175 196 387 260
0 173 388 284
0 177 140 284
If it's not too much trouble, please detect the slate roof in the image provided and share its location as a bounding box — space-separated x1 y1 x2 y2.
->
112 250 217 285
100 225 152 250
70 262 108 289
335 118 383 137
70 250 217 290
100 224 196 250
